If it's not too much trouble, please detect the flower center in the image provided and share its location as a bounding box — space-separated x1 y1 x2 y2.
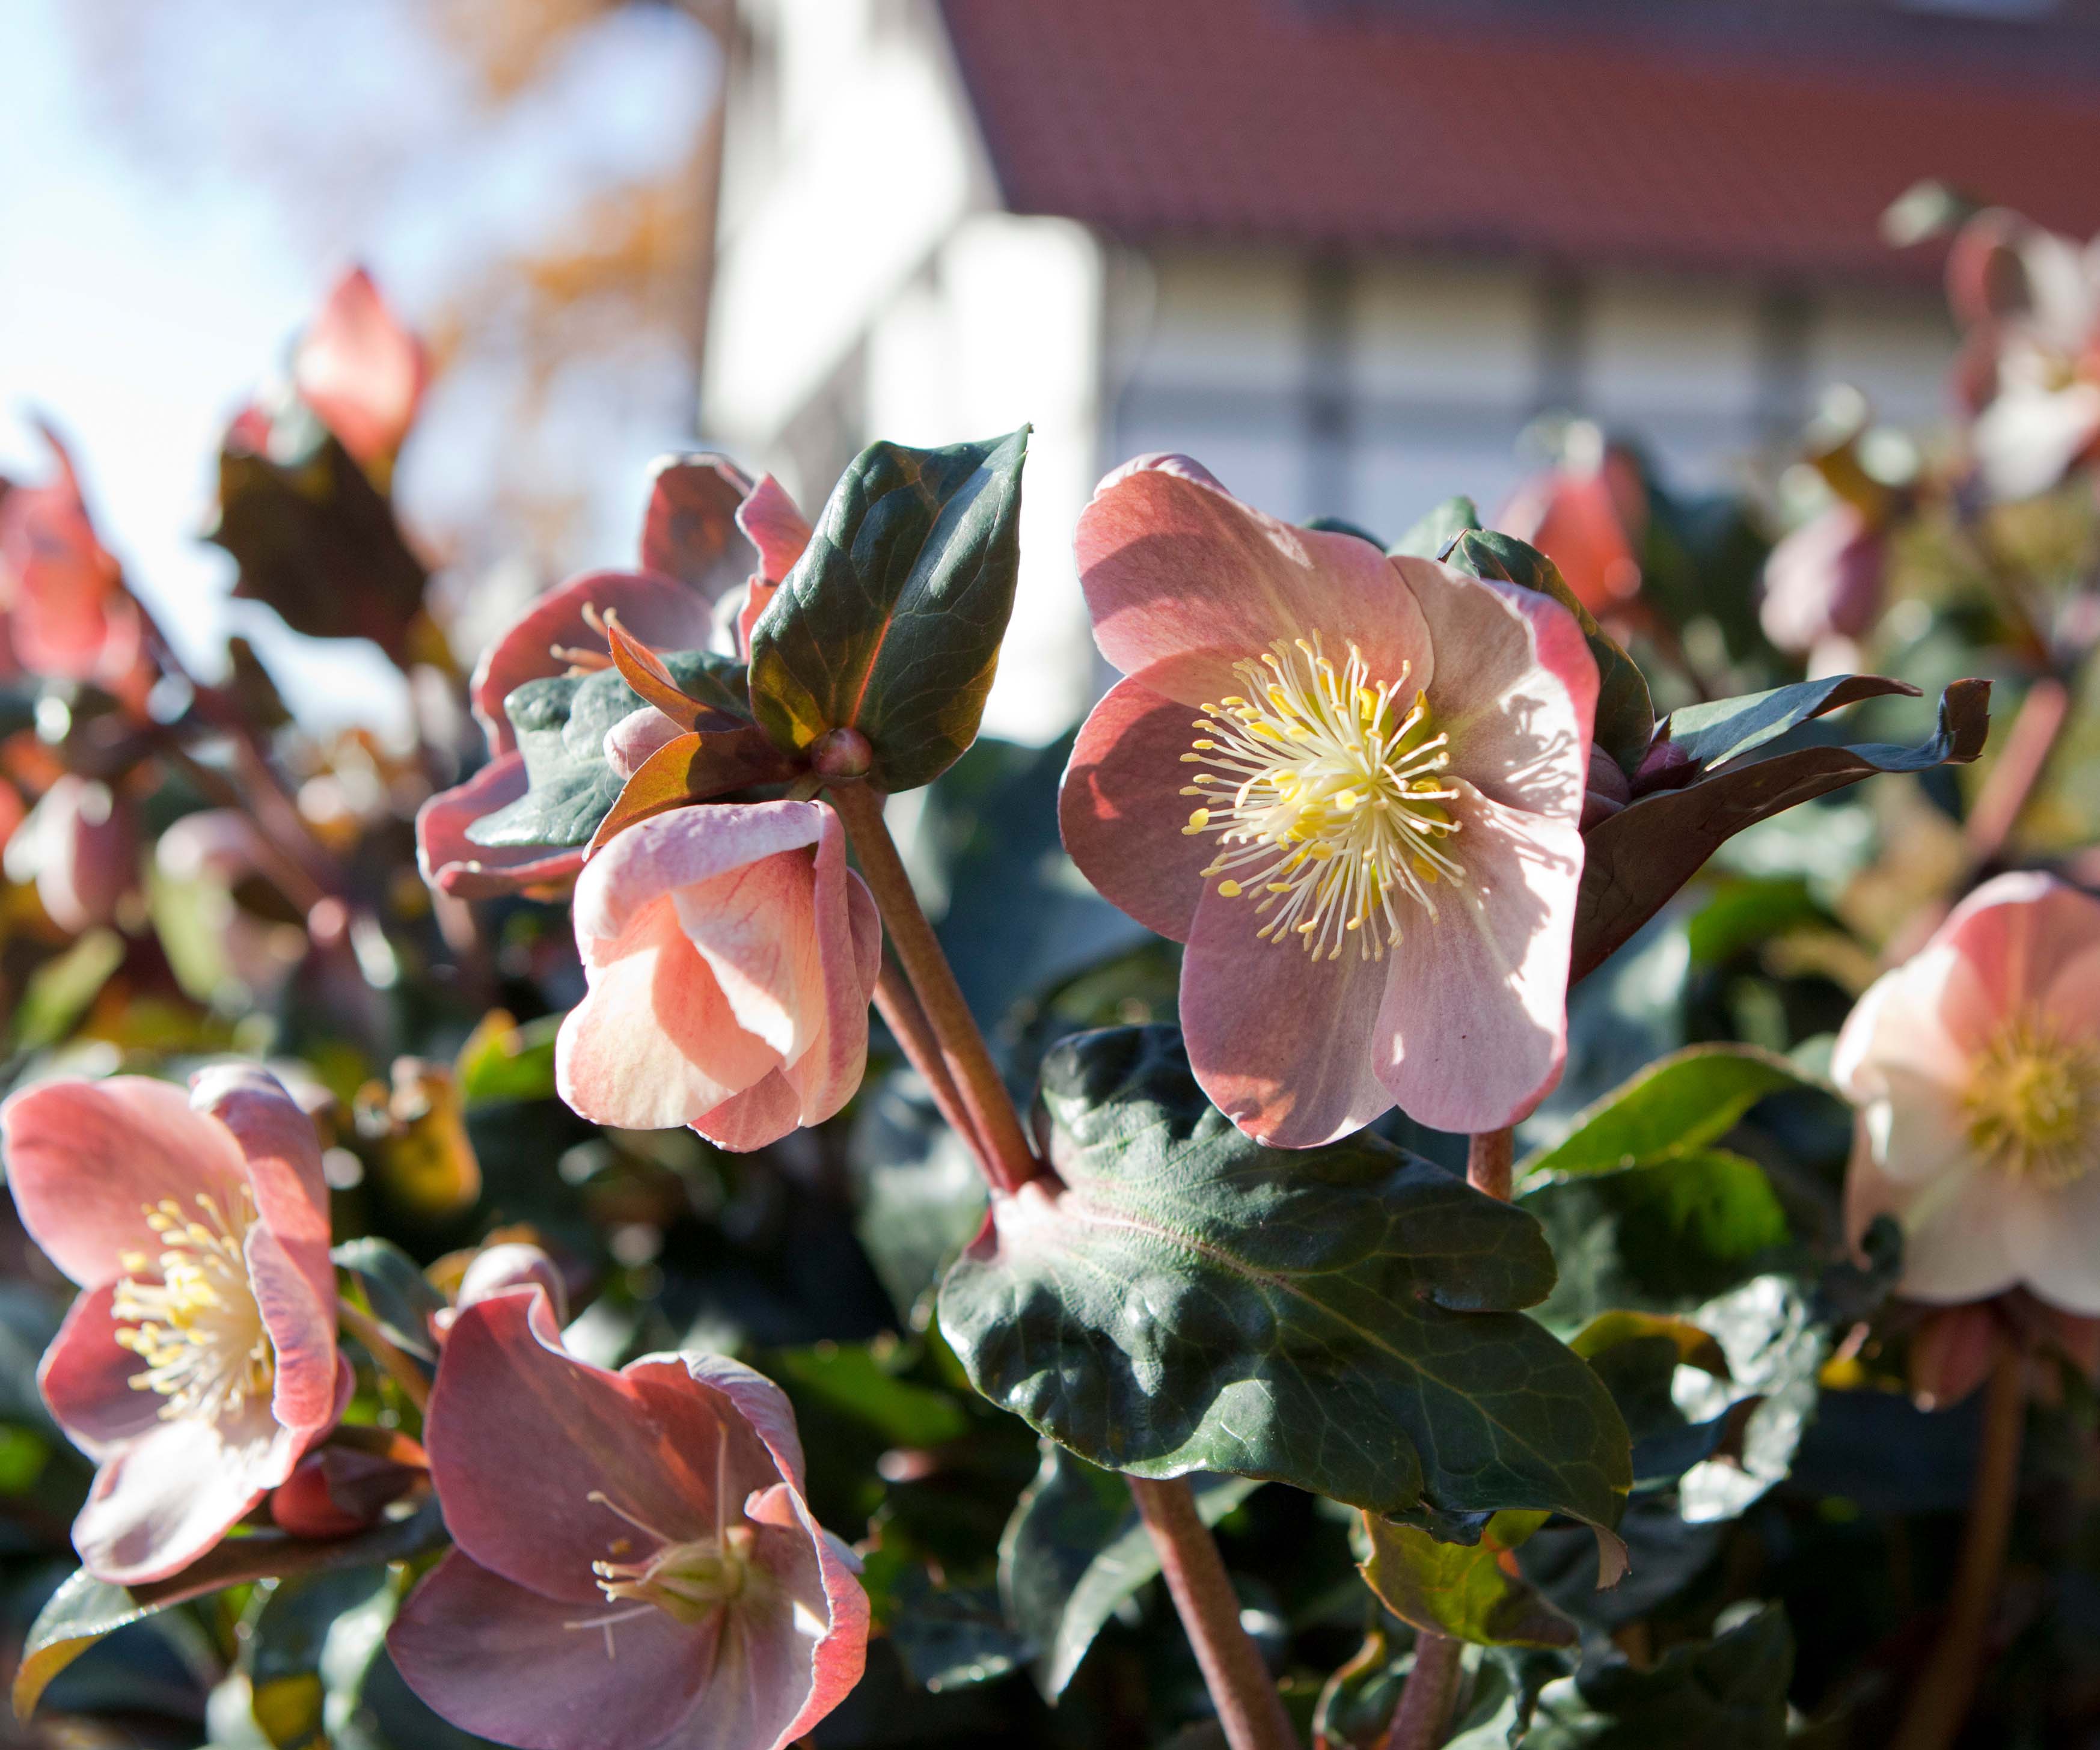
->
566 1431 755 1657
111 1189 274 1424
1180 636 1461 961
1962 1014 2100 1188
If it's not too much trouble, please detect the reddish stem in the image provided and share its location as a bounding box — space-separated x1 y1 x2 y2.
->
1127 1476 1297 1750
825 780 1038 1198
1384 1632 1465 1750
1891 1341 2026 1750
1466 1127 1515 1202
1963 675 2069 872
871 957 991 1173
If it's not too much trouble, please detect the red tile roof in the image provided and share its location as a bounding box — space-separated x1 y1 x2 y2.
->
937 0 2100 284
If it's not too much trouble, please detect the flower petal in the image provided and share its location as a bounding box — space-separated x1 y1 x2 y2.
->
416 754 586 899
573 801 828 949
672 853 824 1063
293 267 427 469
1374 783 1582 1133
471 571 718 756
2000 1166 2100 1316
1077 455 1429 707
735 474 813 584
425 1293 729 1603
1058 676 1220 944
1939 870 2100 1026
1846 1145 2020 1306
556 897 779 1131
694 1073 804 1152
1 1077 245 1288
71 1407 295 1585
37 1285 163 1462
1832 946 1983 1115
388 1550 709 1750
1401 560 1595 823
1180 889 1394 1147
2041 940 2100 1038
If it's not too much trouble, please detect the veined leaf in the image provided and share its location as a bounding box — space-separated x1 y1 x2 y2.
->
1389 495 1482 560
1359 1510 1576 1649
748 430 1029 792
1655 674 1920 772
247 1568 391 1750
1572 678 1990 981
1446 528 1655 776
938 1027 1631 1555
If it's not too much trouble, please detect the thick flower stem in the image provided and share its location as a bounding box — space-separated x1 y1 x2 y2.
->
1466 1127 1515 1202
1384 1632 1465 1750
1892 1342 2027 1750
824 781 1039 1198
824 781 1291 1748
1384 1124 1516 1749
1127 1476 1297 1750
871 957 991 1173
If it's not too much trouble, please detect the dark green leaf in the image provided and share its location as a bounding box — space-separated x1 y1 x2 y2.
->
13 1498 444 1721
1572 678 1991 981
1576 1326 1753 1493
884 1572 1027 1694
247 1568 390 1750
1389 495 1482 560
999 1442 1259 1698
1518 1603 1793 1749
1359 1510 1576 1649
938 1027 1631 1549
1521 1045 1817 1182
208 411 429 664
748 430 1030 791
850 1070 992 1321
1446 528 1655 776
1656 675 1920 773
1312 1624 1414 1750
1305 515 1386 547
1523 1152 1792 1329
768 1344 972 1451
332 1237 444 1363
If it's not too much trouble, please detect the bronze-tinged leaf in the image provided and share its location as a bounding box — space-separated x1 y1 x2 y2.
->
1572 678 1989 982
602 614 742 732
1358 1510 1578 1649
748 430 1029 792
586 725 798 853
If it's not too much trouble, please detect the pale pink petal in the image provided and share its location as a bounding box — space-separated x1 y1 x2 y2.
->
1939 872 2100 1023
845 870 881 994
72 1407 295 1584
1401 561 1595 822
455 1244 569 1323
1852 1076 1974 1189
470 570 718 755
672 854 823 1062
2040 940 2100 1038
416 753 586 899
293 267 428 470
1832 947 1987 1108
627 1352 809 1491
1972 380 2100 501
572 801 827 949
425 1294 723 1603
388 1551 710 1750
37 1285 163 1461
1077 456 1430 708
1058 676 1219 944
1375 785 1582 1134
1180 892 1394 1147
605 706 684 780
556 899 779 1131
193 1064 332 1315
735 474 814 583
1 1077 244 1288
1846 1145 2020 1306
694 1072 805 1152
2000 1167 2100 1317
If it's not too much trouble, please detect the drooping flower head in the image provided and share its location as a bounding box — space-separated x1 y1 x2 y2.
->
388 1287 866 1750
1841 872 2100 1312
1494 433 1647 617
557 800 880 1151
0 1068 344 1582
417 460 812 901
1060 456 1597 1146
1759 500 1888 662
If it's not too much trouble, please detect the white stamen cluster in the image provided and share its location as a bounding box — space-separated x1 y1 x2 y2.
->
112 1189 273 1425
1179 637 1462 961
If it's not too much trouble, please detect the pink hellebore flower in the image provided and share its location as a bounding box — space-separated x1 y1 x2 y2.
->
1758 500 1887 661
0 427 147 699
1060 456 1598 1146
1494 445 1647 617
292 266 430 474
388 1288 866 1750
1840 872 2100 1314
557 801 880 1151
0 1068 344 1583
417 465 813 901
